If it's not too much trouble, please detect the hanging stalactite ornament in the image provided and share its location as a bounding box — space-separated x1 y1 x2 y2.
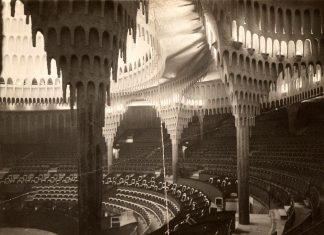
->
10 0 149 109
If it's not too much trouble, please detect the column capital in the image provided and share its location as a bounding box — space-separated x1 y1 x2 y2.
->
287 103 300 113
104 135 114 144
171 137 180 145
198 113 204 123
170 130 181 145
235 115 255 127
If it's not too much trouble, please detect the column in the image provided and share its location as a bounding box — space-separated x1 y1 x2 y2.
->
77 83 104 235
0 142 2 167
106 138 114 173
287 104 299 134
171 137 179 183
49 114 53 142
27 114 31 142
198 114 204 141
62 113 66 137
236 121 250 225
18 114 23 142
11 114 15 143
42 114 46 142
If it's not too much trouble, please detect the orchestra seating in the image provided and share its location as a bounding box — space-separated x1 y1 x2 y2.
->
1 166 221 234
102 172 236 234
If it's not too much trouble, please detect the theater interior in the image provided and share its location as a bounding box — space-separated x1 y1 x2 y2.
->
0 0 324 234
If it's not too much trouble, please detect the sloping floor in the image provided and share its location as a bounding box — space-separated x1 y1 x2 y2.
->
0 228 58 235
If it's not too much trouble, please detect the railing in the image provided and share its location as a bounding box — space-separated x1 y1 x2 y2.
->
308 186 321 219
282 201 296 234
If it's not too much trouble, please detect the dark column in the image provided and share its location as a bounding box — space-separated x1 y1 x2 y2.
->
27 114 31 142
171 138 179 183
198 114 204 141
106 138 113 174
236 123 250 225
77 83 105 235
287 104 299 134
0 143 2 168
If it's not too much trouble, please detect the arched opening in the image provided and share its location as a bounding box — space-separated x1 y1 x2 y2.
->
232 20 237 41
61 27 71 48
304 39 312 57
296 40 303 56
313 39 319 57
286 9 292 34
315 64 322 83
48 78 53 85
246 0 253 25
260 36 266 53
277 8 283 34
104 0 114 18
281 41 287 56
238 26 245 44
254 2 260 29
246 30 252 48
88 0 101 15
288 40 295 58
295 10 302 34
303 10 311 34
89 28 100 48
252 34 259 52
266 38 272 55
261 5 267 30
7 78 13 85
74 26 86 47
32 79 38 85
273 40 280 55
117 4 124 24
270 7 275 31
313 10 321 34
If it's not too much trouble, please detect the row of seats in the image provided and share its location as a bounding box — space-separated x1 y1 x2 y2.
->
106 173 210 219
0 172 78 184
27 185 78 202
1 197 79 218
18 184 153 231
208 176 238 198
251 167 310 197
116 188 180 215
106 198 151 228
106 172 229 234
114 193 166 224
26 184 154 230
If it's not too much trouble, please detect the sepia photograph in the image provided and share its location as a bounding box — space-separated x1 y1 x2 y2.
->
0 0 324 234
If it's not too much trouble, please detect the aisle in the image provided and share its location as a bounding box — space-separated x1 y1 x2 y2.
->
232 214 271 235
